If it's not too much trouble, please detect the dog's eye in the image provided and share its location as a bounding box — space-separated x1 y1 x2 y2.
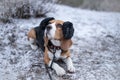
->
56 24 62 28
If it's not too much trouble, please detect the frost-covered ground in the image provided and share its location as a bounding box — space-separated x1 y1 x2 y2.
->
0 5 120 80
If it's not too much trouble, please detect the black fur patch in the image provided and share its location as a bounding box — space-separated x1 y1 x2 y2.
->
62 21 74 39
40 17 55 30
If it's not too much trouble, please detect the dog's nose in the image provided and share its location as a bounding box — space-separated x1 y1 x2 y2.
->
47 25 52 31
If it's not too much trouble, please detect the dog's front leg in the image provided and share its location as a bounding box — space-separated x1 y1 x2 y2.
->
44 50 65 76
48 60 66 76
64 57 75 73
44 59 66 76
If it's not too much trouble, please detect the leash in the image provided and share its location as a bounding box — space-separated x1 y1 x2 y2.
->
33 40 57 80
50 47 56 69
45 64 53 80
32 48 55 80
44 47 56 80
39 47 56 80
40 48 55 80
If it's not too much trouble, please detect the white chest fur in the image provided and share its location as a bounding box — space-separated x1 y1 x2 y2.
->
51 39 61 46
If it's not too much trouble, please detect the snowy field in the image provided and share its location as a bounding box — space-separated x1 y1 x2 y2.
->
0 5 120 80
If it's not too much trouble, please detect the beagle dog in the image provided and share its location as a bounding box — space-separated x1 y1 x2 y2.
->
28 17 75 76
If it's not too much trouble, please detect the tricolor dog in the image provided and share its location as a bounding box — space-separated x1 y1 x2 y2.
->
28 17 75 76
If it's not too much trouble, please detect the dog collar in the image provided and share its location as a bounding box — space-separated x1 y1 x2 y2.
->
47 40 61 53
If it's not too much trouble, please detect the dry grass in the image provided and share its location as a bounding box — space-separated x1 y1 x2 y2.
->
0 0 57 23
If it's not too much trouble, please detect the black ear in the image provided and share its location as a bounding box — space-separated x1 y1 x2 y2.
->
36 17 54 51
62 21 74 39
39 17 55 30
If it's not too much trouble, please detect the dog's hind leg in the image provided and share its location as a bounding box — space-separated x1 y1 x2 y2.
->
29 38 38 50
28 29 38 50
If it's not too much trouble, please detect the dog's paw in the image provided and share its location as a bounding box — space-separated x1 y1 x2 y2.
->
68 66 75 73
56 66 66 76
30 45 38 50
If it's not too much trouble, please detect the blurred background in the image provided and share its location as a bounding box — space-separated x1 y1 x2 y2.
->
0 0 120 23
59 0 120 12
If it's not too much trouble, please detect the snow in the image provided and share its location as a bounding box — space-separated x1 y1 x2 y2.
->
0 5 120 80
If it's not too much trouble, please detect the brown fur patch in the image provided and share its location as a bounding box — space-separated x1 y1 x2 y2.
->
44 47 51 64
44 36 51 64
49 20 64 24
44 36 48 46
27 29 36 39
52 20 64 40
54 27 63 40
61 39 72 51
61 50 70 58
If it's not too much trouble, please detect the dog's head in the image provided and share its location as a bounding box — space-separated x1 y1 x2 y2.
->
45 20 63 40
43 18 74 50
44 20 74 40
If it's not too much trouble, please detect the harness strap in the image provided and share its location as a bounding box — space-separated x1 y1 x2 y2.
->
49 47 56 69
